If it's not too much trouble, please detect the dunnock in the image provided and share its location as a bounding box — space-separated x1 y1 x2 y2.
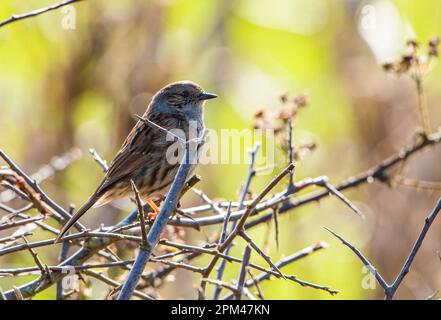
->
55 81 217 242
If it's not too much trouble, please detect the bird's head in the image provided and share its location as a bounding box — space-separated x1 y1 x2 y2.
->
150 81 217 120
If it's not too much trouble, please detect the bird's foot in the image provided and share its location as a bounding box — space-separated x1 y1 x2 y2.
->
146 198 160 220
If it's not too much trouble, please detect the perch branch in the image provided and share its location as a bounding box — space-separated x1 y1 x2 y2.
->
117 146 192 300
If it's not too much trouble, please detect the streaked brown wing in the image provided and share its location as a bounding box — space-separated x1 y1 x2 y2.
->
95 120 154 194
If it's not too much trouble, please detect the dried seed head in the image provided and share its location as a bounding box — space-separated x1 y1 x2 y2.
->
245 189 254 201
253 108 267 119
382 63 394 73
293 94 308 108
278 108 293 122
302 141 317 151
396 53 414 73
293 141 317 160
280 94 288 104
278 94 309 122
429 36 440 57
407 39 419 50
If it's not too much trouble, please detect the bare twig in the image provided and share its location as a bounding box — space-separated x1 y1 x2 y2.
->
324 227 388 290
0 231 33 245
235 245 251 300
320 179 364 218
0 149 86 231
326 197 441 299
134 114 206 145
0 0 85 28
272 206 280 249
287 118 295 192
84 270 154 300
3 130 440 300
244 130 441 230
221 163 294 248
240 231 284 277
387 197 441 299
0 148 81 204
394 176 441 191
12 286 24 300
0 288 6 300
23 237 45 275
0 231 142 257
214 145 259 299
130 180 148 249
218 202 233 247
56 205 73 300
200 163 294 297
415 75 431 133
89 148 108 172
222 242 335 299
247 268 265 300
0 216 44 231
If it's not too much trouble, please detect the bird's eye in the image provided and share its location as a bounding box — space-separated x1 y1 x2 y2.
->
181 90 189 98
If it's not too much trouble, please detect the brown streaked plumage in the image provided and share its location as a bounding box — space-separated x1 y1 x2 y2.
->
55 81 217 242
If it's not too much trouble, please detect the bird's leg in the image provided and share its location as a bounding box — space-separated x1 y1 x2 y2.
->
146 198 160 220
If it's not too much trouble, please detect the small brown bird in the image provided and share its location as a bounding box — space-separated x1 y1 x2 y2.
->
55 81 217 242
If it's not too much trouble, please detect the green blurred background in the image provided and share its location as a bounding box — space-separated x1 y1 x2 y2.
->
1 0 441 299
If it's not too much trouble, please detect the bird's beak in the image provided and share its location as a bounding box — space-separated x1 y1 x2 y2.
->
199 92 218 101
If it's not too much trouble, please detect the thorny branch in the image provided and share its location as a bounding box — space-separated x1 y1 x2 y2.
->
1 127 441 299
326 197 441 300
213 144 259 300
1 34 441 299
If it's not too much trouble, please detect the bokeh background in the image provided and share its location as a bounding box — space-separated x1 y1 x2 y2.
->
1 0 441 299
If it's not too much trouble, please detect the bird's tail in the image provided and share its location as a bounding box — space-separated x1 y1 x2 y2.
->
54 193 102 243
